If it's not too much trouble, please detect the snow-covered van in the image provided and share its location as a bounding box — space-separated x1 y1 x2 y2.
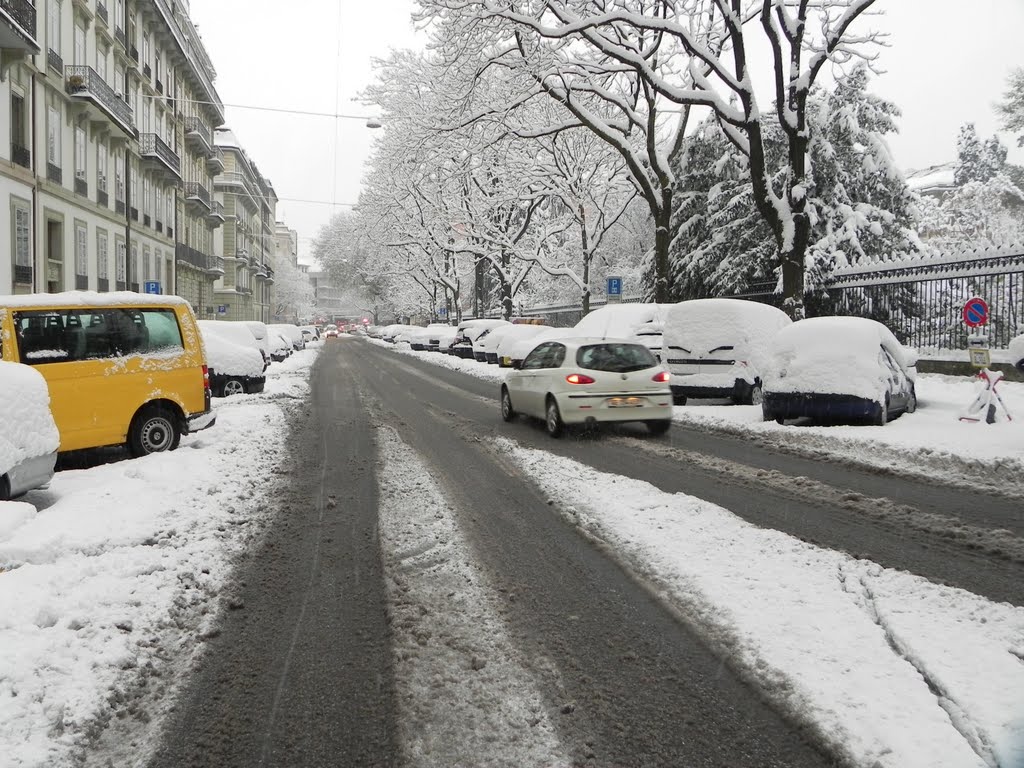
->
0 360 59 499
662 299 791 404
0 291 215 456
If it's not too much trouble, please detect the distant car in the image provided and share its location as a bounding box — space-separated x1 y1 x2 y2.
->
1010 333 1024 373
501 337 673 437
502 326 572 370
300 325 320 343
451 319 509 359
662 299 792 405
198 322 266 397
427 325 458 353
478 324 546 364
241 320 272 362
761 316 918 426
409 324 449 351
324 327 339 339
0 361 60 500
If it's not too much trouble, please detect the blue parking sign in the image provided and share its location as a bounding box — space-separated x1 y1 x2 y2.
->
144 281 161 294
606 276 622 296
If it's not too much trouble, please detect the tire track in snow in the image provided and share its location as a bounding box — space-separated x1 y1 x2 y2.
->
376 427 569 768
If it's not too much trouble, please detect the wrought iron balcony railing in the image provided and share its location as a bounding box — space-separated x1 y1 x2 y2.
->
48 48 63 72
115 27 125 47
96 1 107 24
97 189 108 207
130 206 139 221
184 116 212 147
65 65 134 133
47 162 61 184
74 175 88 196
139 133 181 176
11 142 30 169
115 198 125 215
184 181 211 209
2 0 37 40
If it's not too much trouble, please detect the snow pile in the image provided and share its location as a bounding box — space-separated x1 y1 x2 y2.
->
198 325 265 378
0 361 60 474
1009 333 1024 370
377 428 568 766
501 440 1024 768
763 316 912 400
0 346 319 767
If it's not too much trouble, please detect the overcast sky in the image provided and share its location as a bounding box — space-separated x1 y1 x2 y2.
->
188 0 1024 263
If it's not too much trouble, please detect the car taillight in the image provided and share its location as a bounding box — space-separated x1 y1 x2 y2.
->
202 364 210 390
652 370 670 383
566 373 595 385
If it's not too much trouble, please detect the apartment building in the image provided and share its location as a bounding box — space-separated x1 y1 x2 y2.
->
1 0 280 322
211 126 276 322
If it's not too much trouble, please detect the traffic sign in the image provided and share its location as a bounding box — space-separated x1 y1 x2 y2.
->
962 297 989 327
217 305 228 315
606 276 622 296
143 280 161 295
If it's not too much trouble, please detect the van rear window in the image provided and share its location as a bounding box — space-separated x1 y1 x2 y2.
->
14 308 184 365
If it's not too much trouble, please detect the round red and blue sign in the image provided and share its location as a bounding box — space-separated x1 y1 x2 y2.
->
962 297 989 327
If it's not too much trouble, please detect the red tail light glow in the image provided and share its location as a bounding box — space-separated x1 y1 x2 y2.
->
566 373 596 385
202 364 210 391
652 370 671 383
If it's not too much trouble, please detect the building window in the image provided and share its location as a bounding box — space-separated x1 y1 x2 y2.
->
75 223 88 278
115 148 124 200
13 199 32 287
143 245 150 281
97 230 108 280
74 125 86 180
47 106 61 167
48 0 61 55
131 242 139 284
97 142 108 191
74 21 85 65
116 240 126 281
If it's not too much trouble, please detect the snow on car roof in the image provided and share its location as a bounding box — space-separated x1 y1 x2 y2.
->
573 304 662 336
199 329 265 378
0 361 60 474
664 299 791 369
0 291 191 309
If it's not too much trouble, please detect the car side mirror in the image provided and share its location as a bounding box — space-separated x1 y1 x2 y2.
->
903 348 919 368
512 360 523 370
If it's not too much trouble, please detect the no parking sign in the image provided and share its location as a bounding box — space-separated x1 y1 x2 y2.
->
962 297 989 327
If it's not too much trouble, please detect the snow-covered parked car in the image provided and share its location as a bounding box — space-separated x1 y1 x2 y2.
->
662 299 791 405
202 320 270 369
0 361 59 500
761 316 918 426
269 323 305 351
381 324 405 343
427 325 458 353
241 320 272 362
573 303 666 359
198 321 267 397
501 337 673 437
1009 333 1024 373
478 323 546 364
409 323 449 351
451 319 509 359
268 331 293 362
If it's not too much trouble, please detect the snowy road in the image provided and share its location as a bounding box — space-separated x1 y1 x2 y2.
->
5 338 1020 767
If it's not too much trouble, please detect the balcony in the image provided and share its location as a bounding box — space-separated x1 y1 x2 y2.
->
206 147 224 174
264 264 274 283
97 188 108 207
129 44 138 62
167 226 173 239
114 27 125 47
184 116 213 155
130 206 138 221
143 213 151 227
207 199 225 226
175 243 223 275
65 65 134 136
13 264 32 285
115 198 125 215
0 0 40 52
47 162 61 184
155 78 163 94
208 255 225 275
184 181 211 211
255 262 268 279
47 48 62 73
143 63 151 79
235 284 252 295
11 142 29 169
74 174 87 196
139 133 181 181
156 220 163 234
97 277 109 292
96 1 108 25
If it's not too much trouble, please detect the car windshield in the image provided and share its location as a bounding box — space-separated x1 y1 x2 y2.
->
576 343 657 373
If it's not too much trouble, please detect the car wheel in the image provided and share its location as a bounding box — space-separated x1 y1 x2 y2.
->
223 378 245 397
545 396 564 438
129 407 180 457
872 398 889 426
500 387 516 422
748 384 763 406
646 419 671 436
905 386 917 414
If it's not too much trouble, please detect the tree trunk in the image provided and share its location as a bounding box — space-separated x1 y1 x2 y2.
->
580 203 591 315
653 200 672 304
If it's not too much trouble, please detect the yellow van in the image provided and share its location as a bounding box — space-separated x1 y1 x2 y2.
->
0 292 215 456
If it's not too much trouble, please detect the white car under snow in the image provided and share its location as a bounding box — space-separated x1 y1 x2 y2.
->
0 361 60 500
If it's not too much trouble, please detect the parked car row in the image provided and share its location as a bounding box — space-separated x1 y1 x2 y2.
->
372 299 927 431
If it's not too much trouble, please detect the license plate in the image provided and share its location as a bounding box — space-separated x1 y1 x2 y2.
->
607 396 645 408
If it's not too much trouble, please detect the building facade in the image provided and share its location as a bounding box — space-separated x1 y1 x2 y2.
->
211 127 276 323
1 0 284 322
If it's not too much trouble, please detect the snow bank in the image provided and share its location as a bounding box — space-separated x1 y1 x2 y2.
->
0 362 60 475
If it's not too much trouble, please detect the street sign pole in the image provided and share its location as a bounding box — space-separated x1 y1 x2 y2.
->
957 296 1012 423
